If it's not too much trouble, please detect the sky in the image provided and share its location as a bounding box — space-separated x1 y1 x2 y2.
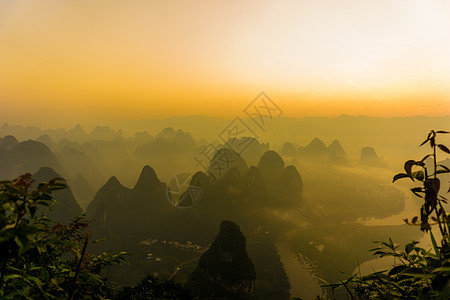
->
0 0 449 127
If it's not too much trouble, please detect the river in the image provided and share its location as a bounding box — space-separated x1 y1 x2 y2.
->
354 185 439 275
276 241 323 300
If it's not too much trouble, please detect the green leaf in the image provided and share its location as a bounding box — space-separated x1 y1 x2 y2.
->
14 235 24 250
432 267 450 273
50 278 59 286
430 230 439 255
388 265 407 276
28 276 43 287
42 268 49 282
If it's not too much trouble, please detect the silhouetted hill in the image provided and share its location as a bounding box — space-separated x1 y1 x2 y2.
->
359 146 387 167
257 150 285 184
89 125 118 141
134 128 196 159
255 151 304 205
134 131 153 146
242 166 267 204
208 148 248 180
280 142 297 157
301 137 328 156
86 165 169 238
133 165 164 194
86 176 132 230
67 124 88 142
0 135 18 151
187 220 256 300
36 134 57 152
32 167 82 223
280 165 303 203
328 139 346 156
222 137 269 167
155 127 176 139
57 146 103 183
0 140 65 179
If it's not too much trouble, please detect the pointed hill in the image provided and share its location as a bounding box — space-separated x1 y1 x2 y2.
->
187 220 256 300
67 124 88 142
36 134 57 152
133 165 165 196
280 142 297 157
32 167 82 223
86 165 169 237
86 176 131 223
328 139 346 156
301 137 328 156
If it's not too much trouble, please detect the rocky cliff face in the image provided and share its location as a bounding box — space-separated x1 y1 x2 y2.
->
187 220 256 299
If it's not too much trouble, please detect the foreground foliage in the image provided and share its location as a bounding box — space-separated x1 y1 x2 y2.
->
0 173 128 299
115 275 191 300
326 130 450 299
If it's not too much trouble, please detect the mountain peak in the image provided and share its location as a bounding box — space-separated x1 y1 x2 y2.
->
188 220 256 299
34 167 63 181
302 137 328 156
0 135 19 151
72 124 86 133
105 176 121 187
133 165 160 191
208 148 248 180
1 122 9 131
328 139 346 156
308 137 326 148
257 150 285 172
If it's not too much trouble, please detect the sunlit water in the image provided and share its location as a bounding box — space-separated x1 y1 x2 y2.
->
276 241 323 300
353 185 442 275
357 185 421 226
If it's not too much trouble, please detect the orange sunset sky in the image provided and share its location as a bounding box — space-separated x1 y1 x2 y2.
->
0 0 449 127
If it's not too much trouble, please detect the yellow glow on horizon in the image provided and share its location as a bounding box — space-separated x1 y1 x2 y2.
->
0 0 449 127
